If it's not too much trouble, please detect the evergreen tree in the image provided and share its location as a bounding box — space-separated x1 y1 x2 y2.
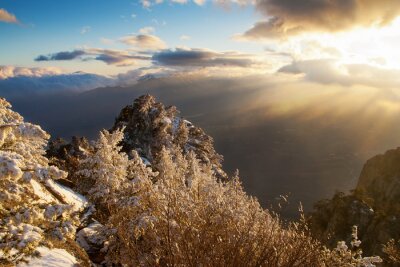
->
0 98 83 264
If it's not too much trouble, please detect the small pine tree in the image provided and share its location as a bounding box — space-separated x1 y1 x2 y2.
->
0 98 80 264
78 129 128 218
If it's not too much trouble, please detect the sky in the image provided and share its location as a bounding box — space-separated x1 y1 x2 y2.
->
2 0 400 81
0 0 263 76
3 0 400 210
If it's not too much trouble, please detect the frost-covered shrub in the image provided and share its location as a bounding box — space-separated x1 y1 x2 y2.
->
78 129 129 218
100 147 322 266
76 97 384 267
0 99 81 264
321 226 382 266
383 239 400 265
112 95 227 181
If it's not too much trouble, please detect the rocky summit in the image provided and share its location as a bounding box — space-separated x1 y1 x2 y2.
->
310 147 400 259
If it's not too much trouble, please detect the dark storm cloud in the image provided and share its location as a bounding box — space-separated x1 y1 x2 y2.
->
152 48 255 67
242 0 400 39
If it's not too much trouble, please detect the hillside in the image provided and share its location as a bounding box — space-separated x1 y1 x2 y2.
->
10 75 400 217
0 95 384 266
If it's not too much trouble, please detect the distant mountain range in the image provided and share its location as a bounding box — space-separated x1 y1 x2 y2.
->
0 71 116 97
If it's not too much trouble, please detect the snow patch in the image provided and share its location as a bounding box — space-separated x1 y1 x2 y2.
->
30 179 56 203
45 179 88 212
183 119 194 128
17 246 78 267
162 117 172 125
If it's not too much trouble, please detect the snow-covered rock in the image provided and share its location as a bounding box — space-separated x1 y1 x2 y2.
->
30 179 57 203
76 221 107 254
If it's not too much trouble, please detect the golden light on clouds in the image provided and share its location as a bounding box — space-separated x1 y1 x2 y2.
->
308 18 400 68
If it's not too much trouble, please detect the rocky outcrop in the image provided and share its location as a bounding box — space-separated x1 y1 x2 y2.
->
357 147 400 210
310 147 400 257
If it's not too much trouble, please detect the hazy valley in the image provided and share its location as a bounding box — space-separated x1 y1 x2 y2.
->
8 75 400 216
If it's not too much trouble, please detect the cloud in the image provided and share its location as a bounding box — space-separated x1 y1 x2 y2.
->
193 0 206 5
180 35 191 40
241 0 400 39
0 65 164 94
88 48 150 66
136 0 400 39
100 38 114 45
279 59 400 89
35 50 86 61
140 0 207 7
152 19 167 26
141 0 152 8
116 67 171 86
35 49 151 66
120 34 167 50
0 8 18 24
81 26 91 34
139 26 155 34
0 66 116 97
0 66 63 79
152 48 256 67
172 0 188 4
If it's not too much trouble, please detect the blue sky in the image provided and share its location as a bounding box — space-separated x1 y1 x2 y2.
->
2 0 400 83
0 0 265 74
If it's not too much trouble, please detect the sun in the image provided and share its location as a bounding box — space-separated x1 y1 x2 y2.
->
310 17 400 69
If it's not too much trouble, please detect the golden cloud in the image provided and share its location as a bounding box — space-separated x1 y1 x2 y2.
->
242 0 400 39
0 8 18 24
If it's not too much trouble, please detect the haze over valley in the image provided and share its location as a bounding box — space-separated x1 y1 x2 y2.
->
8 74 400 215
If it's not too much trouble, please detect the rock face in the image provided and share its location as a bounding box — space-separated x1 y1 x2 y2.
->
310 147 400 256
357 147 400 210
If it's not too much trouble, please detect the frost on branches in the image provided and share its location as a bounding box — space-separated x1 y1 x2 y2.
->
0 98 86 265
73 95 383 267
0 95 385 266
111 95 227 181
77 129 130 218
321 226 382 267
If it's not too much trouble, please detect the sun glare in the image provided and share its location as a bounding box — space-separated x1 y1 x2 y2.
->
311 18 400 69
